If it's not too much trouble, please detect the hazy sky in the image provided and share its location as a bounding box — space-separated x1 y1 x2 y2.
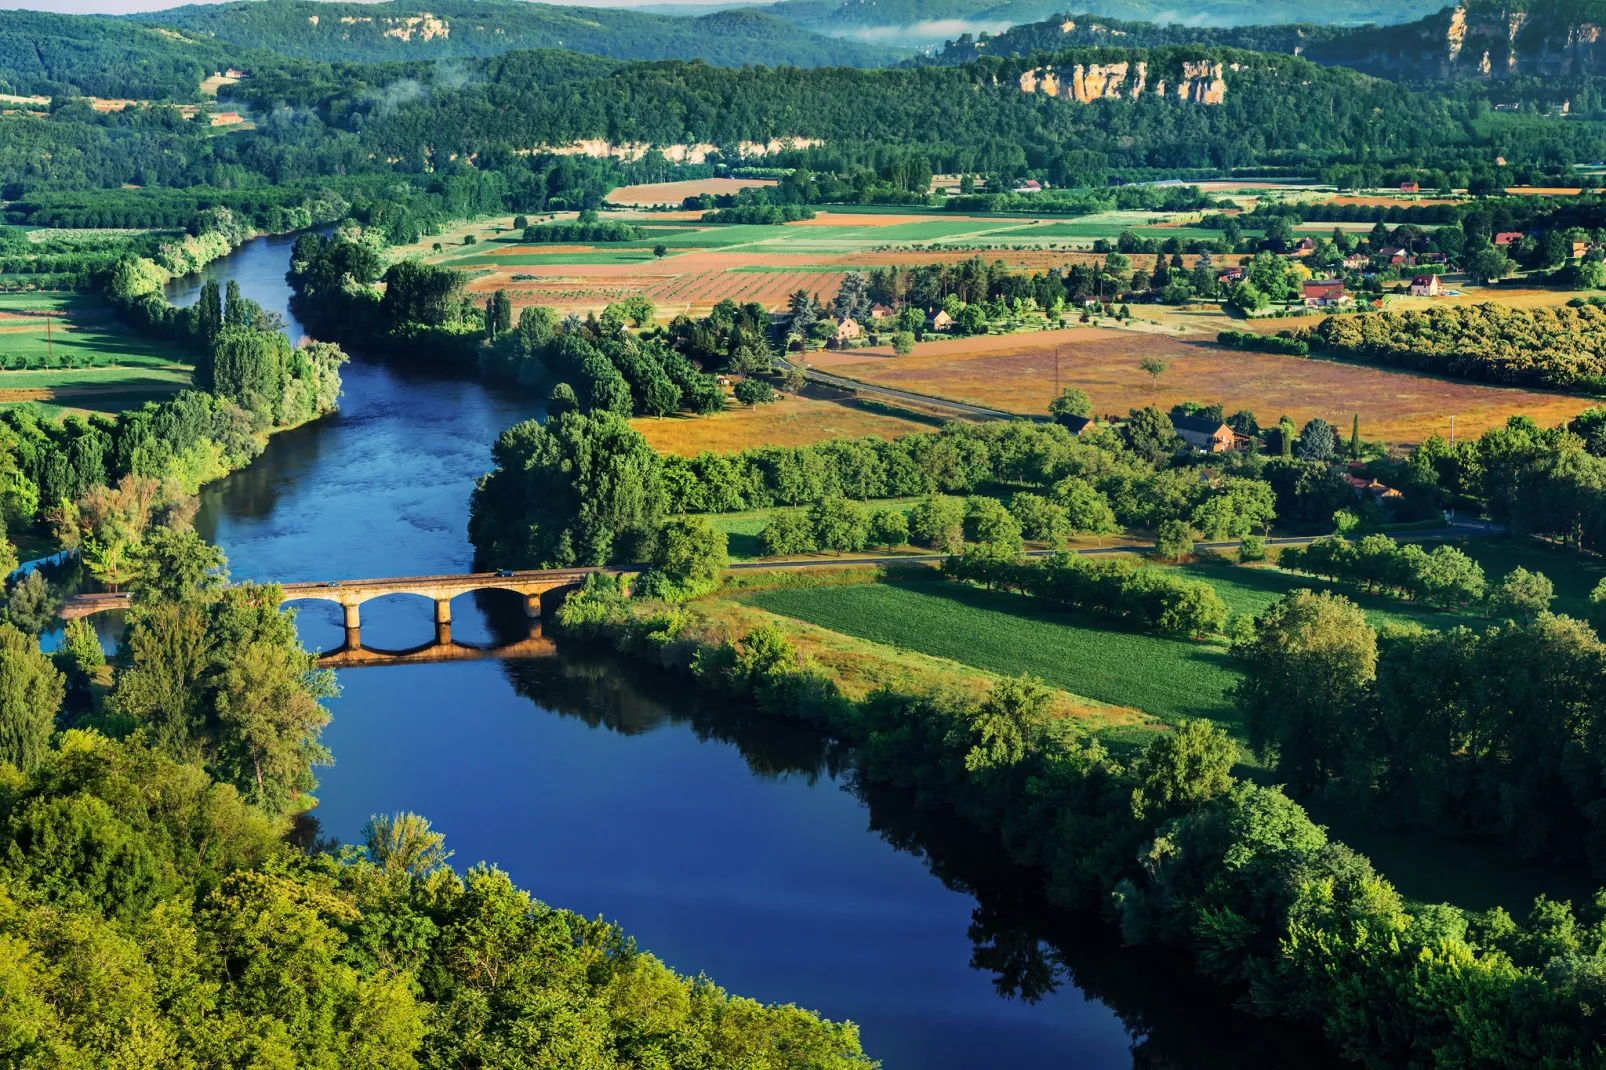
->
0 0 741 13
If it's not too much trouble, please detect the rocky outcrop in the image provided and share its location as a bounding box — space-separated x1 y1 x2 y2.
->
1018 58 1224 104
539 138 824 163
1307 3 1606 80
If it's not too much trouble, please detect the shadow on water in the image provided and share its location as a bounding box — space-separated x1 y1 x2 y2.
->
483 648 1341 1070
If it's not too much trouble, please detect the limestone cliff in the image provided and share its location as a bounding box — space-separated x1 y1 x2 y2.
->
1018 57 1225 104
1306 2 1606 79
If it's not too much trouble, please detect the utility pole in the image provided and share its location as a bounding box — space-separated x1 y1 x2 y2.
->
1449 414 1456 444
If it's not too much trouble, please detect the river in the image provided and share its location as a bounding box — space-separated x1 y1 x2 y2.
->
157 234 1327 1069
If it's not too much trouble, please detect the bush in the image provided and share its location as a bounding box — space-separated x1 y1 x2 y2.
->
892 331 915 356
513 215 529 230
1238 534 1268 562
734 378 776 407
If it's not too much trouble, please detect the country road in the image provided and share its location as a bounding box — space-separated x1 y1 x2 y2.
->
777 355 1017 420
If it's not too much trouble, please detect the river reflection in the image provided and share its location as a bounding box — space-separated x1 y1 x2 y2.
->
309 650 1334 1070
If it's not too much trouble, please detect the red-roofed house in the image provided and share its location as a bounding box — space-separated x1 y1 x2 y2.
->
1303 279 1353 308
1494 232 1526 246
1400 181 1420 193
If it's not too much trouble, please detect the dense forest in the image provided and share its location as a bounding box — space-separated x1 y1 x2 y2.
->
0 10 246 99
136 0 897 68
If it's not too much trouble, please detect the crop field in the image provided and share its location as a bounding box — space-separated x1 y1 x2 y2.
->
630 392 930 456
826 328 1596 444
430 206 1220 314
0 294 191 413
744 577 1242 730
605 178 778 205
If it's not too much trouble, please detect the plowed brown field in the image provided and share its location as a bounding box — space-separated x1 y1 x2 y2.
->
828 329 1595 444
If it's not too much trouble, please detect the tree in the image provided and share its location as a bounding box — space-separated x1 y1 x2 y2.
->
1468 247 1515 285
485 289 513 341
965 496 1023 554
868 508 909 551
638 516 728 600
653 244 668 259
127 528 227 605
892 331 915 356
1152 519 1194 562
1053 477 1119 538
1295 418 1337 462
1048 387 1092 418
734 378 775 407
1232 590 1377 792
759 510 815 556
0 622 64 773
1191 478 1277 539
909 495 965 551
1123 406 1182 463
54 617 105 686
215 639 335 813
364 812 453 884
468 410 667 568
807 495 868 551
1139 356 1168 385
1488 567 1555 622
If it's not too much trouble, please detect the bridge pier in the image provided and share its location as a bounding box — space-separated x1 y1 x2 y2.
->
344 625 361 651
435 619 451 645
344 603 360 629
434 598 452 625
525 593 542 619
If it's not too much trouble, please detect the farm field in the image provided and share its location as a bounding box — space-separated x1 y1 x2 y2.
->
426 205 1225 314
0 293 191 413
826 328 1596 444
605 178 777 205
744 577 1242 730
630 392 931 455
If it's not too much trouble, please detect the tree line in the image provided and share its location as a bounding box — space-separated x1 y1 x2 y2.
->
555 573 1606 1068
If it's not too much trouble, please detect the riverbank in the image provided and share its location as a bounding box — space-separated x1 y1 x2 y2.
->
550 569 1606 1069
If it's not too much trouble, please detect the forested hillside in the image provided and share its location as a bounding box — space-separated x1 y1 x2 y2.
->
766 0 1440 40
137 0 898 68
0 10 246 99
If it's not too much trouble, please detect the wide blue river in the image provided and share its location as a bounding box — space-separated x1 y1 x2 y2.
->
158 234 1324 1069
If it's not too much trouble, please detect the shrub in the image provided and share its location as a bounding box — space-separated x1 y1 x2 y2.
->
1238 534 1267 562
1152 520 1194 562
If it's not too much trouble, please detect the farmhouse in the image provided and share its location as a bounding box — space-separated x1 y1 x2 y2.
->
834 317 862 341
1290 238 1316 254
1216 267 1245 284
927 309 953 331
1170 413 1238 453
1054 413 1100 436
1376 247 1408 265
1400 181 1420 193
1409 274 1442 297
1345 474 1405 502
1302 279 1353 308
869 303 894 320
209 112 243 126
1494 232 1525 247
1343 253 1368 270
1014 179 1043 193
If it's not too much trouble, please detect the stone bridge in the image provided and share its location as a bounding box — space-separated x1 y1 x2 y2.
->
60 566 619 627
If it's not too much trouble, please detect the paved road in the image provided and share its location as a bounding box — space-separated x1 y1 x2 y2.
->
777 356 1017 420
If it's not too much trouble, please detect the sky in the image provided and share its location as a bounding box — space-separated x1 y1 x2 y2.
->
0 0 755 13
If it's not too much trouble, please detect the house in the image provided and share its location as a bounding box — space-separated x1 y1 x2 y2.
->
1345 474 1405 502
1574 241 1592 259
1494 231 1526 247
869 303 894 320
1303 279 1353 308
1054 413 1099 436
209 111 243 127
927 309 953 332
224 68 246 79
1290 237 1316 254
1013 179 1043 193
1343 253 1368 270
834 317 862 341
1170 413 1238 453
1217 267 1245 284
1409 274 1442 297
1400 181 1420 193
1376 247 1408 265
